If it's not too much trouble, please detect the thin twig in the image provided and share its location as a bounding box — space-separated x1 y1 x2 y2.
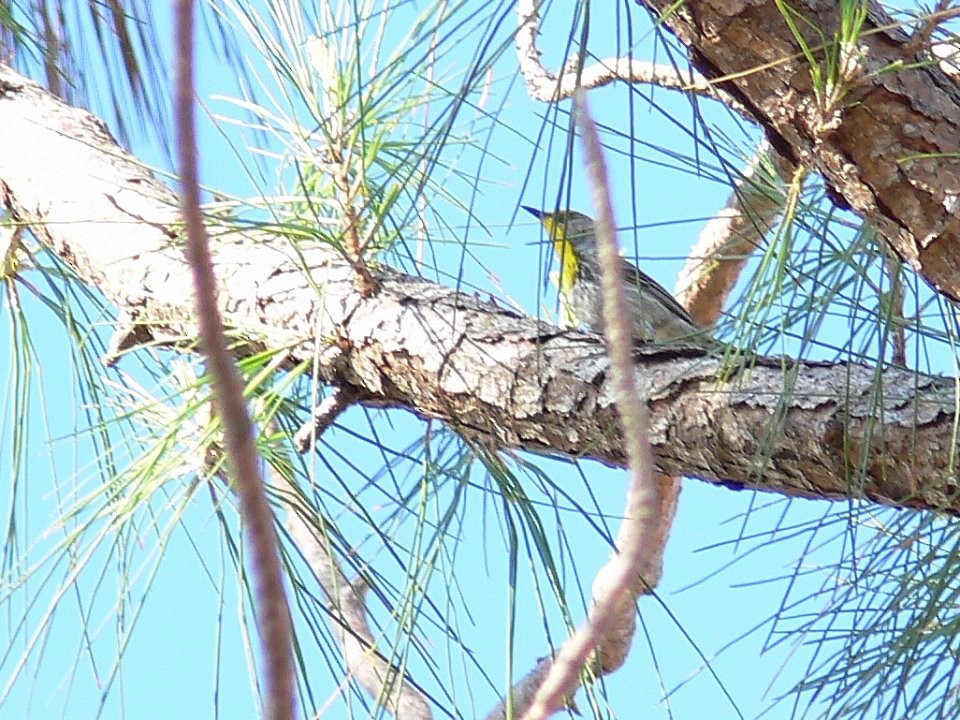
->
515 0 744 113
295 385 361 452
517 93 672 720
903 2 960 56
882 250 906 366
275 397 432 720
173 2 294 718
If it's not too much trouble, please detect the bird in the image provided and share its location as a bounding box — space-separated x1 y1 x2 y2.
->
522 206 715 346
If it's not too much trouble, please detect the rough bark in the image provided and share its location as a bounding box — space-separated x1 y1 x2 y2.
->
638 0 960 301
2 63 959 514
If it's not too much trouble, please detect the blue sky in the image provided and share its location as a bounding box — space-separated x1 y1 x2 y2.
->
2 2 943 719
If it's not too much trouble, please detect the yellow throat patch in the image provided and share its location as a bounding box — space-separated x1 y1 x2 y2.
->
542 216 580 294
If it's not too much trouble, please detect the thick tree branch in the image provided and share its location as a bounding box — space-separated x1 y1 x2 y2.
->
638 0 960 302
2 63 960 515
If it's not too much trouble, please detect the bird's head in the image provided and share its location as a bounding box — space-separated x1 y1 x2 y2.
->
522 206 596 292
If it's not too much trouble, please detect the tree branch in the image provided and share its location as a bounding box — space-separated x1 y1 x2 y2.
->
516 94 674 720
274 447 433 720
172 6 294 718
675 141 794 328
2 63 960 517
515 0 741 110
638 0 960 302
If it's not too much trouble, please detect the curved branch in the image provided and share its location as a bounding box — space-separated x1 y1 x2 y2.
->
515 0 737 107
276 437 433 720
516 98 671 720
675 141 794 327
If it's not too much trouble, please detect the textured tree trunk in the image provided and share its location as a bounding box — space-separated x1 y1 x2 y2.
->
639 0 960 300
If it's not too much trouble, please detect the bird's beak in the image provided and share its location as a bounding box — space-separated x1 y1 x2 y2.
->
521 205 543 219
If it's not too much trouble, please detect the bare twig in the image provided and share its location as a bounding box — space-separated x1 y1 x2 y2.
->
515 0 742 111
903 2 960 57
294 385 362 452
882 251 906 366
274 399 432 720
283 503 432 720
173 3 294 718
515 94 674 720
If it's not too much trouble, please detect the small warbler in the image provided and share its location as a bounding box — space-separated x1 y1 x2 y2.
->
523 206 713 345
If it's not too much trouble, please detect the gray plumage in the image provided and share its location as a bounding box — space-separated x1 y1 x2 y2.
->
524 207 715 346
